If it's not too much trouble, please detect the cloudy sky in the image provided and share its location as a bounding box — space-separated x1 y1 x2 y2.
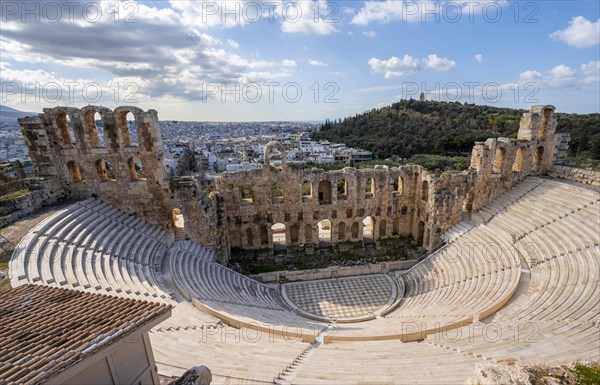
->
1 0 598 121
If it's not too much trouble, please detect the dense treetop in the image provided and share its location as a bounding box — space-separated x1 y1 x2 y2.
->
314 100 600 161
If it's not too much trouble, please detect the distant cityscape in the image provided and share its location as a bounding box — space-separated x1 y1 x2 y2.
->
0 109 373 179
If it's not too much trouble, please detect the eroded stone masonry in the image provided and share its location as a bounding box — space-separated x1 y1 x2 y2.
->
18 105 569 263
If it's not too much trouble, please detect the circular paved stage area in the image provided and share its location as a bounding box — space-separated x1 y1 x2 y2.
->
282 274 399 322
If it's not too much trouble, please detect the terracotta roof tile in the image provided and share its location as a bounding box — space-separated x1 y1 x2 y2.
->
0 285 171 385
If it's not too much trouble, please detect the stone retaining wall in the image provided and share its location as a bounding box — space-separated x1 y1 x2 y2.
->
549 165 600 186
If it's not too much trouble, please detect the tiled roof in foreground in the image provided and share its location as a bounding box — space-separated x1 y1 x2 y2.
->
0 284 172 385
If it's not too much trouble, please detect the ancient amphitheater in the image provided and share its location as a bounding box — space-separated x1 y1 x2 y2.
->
6 105 600 384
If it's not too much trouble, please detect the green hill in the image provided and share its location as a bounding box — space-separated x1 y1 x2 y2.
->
314 100 600 161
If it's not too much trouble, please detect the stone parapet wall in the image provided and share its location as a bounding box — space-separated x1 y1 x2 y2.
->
549 165 600 186
251 259 417 283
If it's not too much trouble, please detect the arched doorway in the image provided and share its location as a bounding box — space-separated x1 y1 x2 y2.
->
318 220 332 245
271 223 287 249
362 217 374 240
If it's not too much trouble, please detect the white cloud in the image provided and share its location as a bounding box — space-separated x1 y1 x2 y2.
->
226 39 240 48
550 64 576 79
279 0 338 35
352 0 507 25
474 54 484 62
282 59 297 67
308 59 328 66
342 7 355 15
368 55 420 78
520 70 542 80
363 30 377 37
581 61 600 85
551 16 600 48
422 54 456 71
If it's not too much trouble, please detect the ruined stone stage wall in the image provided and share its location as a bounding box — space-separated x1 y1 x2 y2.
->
18 105 568 263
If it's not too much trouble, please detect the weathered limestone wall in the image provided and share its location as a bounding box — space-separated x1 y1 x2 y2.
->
0 178 64 228
251 259 418 283
18 106 225 259
218 105 569 252
549 165 600 186
18 104 569 260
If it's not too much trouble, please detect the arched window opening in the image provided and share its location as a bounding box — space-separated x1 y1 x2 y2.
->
337 179 347 200
84 111 105 148
395 176 404 196
302 181 312 201
513 147 526 173
66 160 83 183
271 223 286 249
393 218 400 236
290 224 299 244
246 228 254 247
379 219 387 238
260 226 268 245
271 181 283 203
463 192 475 213
421 181 429 201
118 111 139 146
56 112 76 148
363 217 374 239
318 180 331 204
127 157 145 180
532 146 544 172
338 222 346 242
365 178 375 198
539 108 552 141
317 220 332 245
492 147 506 173
350 222 359 239
240 184 253 203
417 221 425 245
95 159 114 181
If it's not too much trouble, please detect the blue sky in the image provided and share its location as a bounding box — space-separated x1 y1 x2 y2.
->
1 0 598 121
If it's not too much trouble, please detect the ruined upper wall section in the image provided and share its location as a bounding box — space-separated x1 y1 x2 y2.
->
517 105 557 141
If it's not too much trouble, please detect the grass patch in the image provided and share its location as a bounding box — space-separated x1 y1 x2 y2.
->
0 189 32 201
572 362 600 385
0 261 9 270
0 278 11 291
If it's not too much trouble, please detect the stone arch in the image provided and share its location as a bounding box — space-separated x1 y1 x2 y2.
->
263 141 287 169
417 221 425 245
301 181 313 200
81 106 112 148
271 223 286 249
318 219 332 245
271 181 283 203
365 177 375 198
337 222 346 241
171 208 185 231
392 218 400 236
492 147 506 173
260 226 268 245
532 146 544 172
114 106 144 147
54 109 78 148
397 176 404 195
336 178 347 200
66 160 83 182
318 180 331 204
350 222 359 239
539 106 553 141
421 180 429 201
290 224 299 244
363 216 374 239
240 184 253 202
95 159 114 181
127 157 145 180
513 147 526 173
463 192 475 212
379 219 387 238
246 228 254 247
